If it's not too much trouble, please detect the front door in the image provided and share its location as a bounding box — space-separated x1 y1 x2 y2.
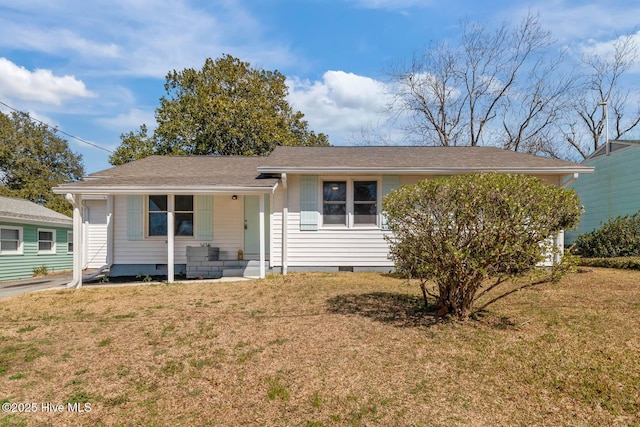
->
243 195 270 259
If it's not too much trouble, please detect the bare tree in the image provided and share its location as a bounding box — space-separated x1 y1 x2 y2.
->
388 12 573 155
563 33 640 159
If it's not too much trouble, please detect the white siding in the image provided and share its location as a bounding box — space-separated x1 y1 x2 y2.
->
271 173 569 268
84 200 108 268
272 175 395 268
112 195 243 265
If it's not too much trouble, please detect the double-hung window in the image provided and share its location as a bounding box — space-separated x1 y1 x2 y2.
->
321 179 379 227
148 195 194 237
353 181 377 224
67 230 73 254
38 229 56 254
323 181 347 225
0 226 23 255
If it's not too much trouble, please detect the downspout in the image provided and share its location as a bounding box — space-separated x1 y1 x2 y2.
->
561 172 579 188
167 195 175 283
65 193 84 289
106 195 114 266
259 193 266 279
281 173 288 276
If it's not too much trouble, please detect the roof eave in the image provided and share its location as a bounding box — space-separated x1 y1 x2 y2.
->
53 184 279 195
0 215 72 227
256 166 595 175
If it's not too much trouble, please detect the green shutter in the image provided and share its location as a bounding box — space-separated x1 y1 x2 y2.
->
196 195 214 240
300 175 318 231
381 176 400 230
126 195 143 240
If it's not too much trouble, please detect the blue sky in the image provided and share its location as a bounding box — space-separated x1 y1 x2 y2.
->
1 0 639 174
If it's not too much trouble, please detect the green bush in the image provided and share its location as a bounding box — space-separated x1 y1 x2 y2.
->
572 212 640 257
383 172 581 321
578 257 640 270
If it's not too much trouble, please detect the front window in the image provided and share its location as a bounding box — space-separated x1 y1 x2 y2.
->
323 181 347 225
175 195 194 236
353 181 377 224
320 179 380 228
148 195 168 236
0 226 23 255
148 195 194 237
38 229 56 254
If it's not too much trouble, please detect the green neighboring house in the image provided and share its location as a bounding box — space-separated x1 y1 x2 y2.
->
565 140 640 244
0 195 73 281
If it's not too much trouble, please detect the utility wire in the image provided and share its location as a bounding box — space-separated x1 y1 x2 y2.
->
0 99 114 153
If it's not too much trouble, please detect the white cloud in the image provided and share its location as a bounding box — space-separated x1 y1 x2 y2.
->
287 71 399 144
0 0 296 79
96 108 156 131
0 58 95 105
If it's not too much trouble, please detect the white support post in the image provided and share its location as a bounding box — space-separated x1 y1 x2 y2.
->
282 173 288 276
259 193 266 279
67 193 84 289
167 195 175 283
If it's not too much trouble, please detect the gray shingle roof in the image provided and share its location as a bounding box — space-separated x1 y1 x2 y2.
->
258 146 593 172
55 147 593 194
0 196 72 226
57 156 279 191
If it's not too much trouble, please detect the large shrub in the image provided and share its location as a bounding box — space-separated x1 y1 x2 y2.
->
383 172 581 320
572 212 640 257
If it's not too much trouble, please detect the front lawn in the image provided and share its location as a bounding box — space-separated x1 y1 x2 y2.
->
1 269 639 426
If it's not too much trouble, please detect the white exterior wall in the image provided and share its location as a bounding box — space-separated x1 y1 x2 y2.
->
83 199 108 268
112 195 243 265
271 175 426 268
271 173 568 269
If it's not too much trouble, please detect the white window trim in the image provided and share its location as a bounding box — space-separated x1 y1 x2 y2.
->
67 230 73 254
145 195 196 239
319 176 381 229
0 225 24 256
37 228 56 255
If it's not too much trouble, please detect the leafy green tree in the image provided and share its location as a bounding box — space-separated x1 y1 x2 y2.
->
383 172 581 320
110 54 329 165
0 111 84 216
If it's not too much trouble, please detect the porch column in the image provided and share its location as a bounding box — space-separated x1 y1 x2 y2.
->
259 193 266 279
167 195 175 283
66 193 83 289
282 173 288 275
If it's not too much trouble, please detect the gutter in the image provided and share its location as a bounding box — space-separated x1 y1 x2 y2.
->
53 185 278 195
561 172 580 188
256 166 595 175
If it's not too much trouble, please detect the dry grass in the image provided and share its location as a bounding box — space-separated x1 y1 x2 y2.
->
1 269 639 426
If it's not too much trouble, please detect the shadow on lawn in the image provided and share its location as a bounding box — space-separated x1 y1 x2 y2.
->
326 292 440 328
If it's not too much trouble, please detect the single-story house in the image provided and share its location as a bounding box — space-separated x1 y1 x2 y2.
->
0 195 73 281
53 146 594 288
565 140 640 244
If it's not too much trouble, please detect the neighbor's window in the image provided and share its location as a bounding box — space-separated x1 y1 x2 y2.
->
0 226 23 255
148 195 194 237
38 229 56 254
323 181 347 225
353 181 377 224
67 230 73 254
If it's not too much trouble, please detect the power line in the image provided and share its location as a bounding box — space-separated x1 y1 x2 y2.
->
0 100 113 153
